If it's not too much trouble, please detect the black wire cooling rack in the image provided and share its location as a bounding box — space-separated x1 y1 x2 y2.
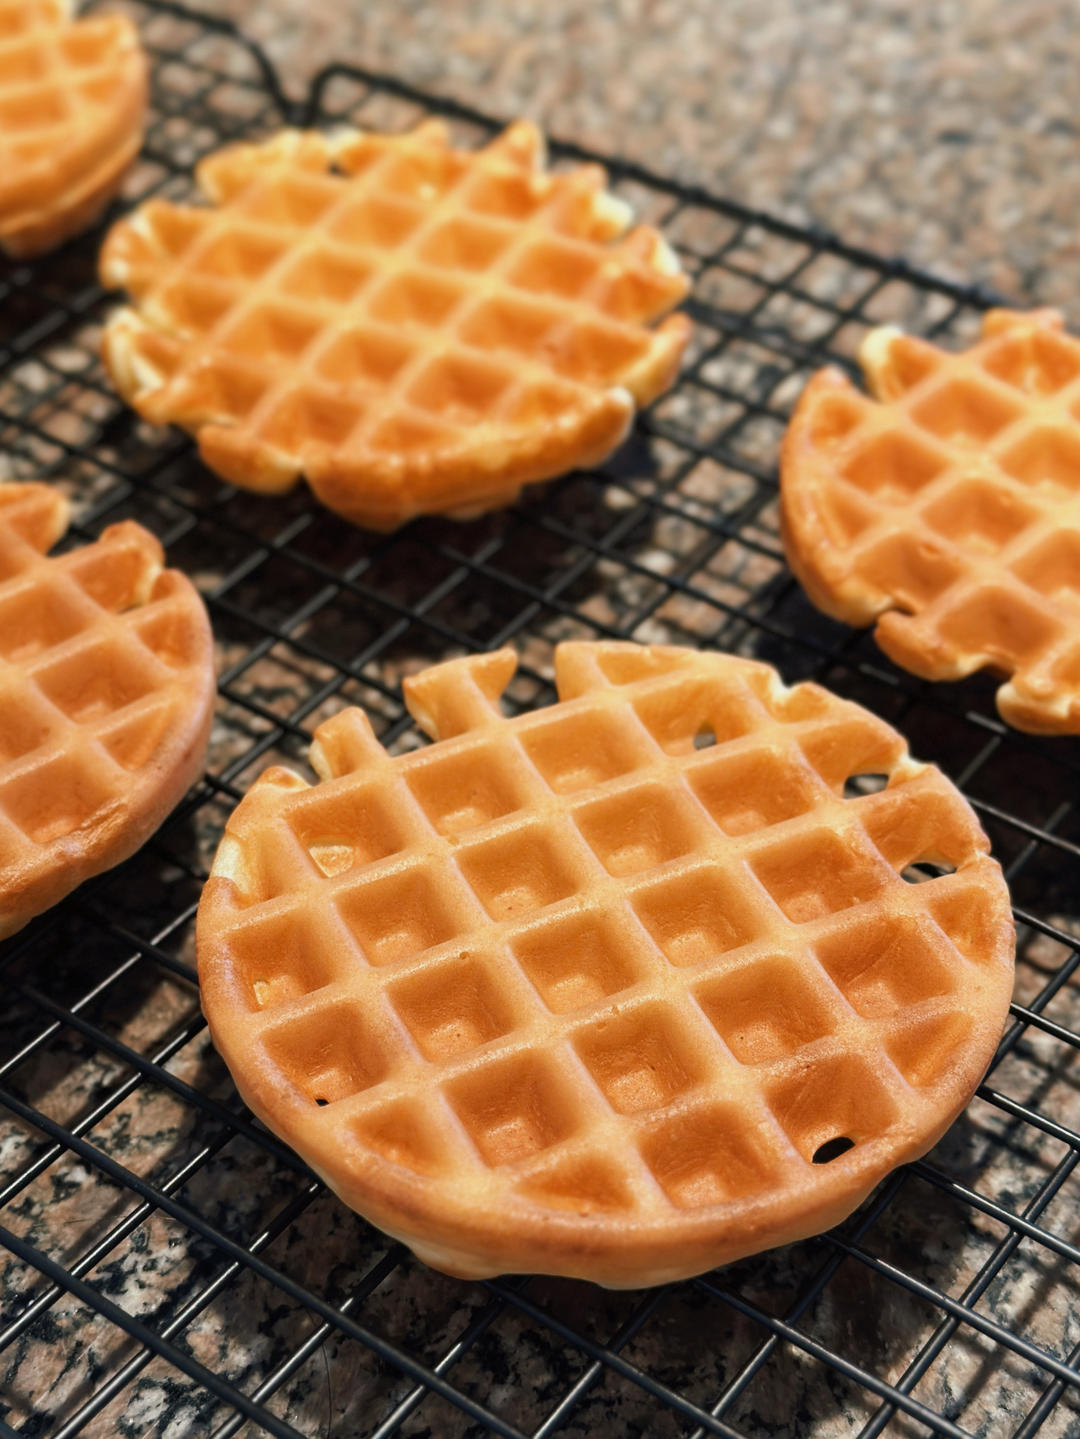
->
2 4 1080 1436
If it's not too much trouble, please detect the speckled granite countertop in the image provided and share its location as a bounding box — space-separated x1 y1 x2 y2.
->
218 0 1079 309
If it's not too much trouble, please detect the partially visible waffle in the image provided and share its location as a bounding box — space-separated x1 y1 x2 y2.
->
0 0 147 258
99 120 691 529
197 641 1014 1286
0 483 215 939
782 308 1080 734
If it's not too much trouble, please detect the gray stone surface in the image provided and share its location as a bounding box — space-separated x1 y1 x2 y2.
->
219 0 1079 310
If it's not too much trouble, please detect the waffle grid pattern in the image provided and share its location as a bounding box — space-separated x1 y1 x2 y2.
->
0 0 145 255
0 483 212 933
783 309 1080 731
206 647 1008 1238
99 120 689 526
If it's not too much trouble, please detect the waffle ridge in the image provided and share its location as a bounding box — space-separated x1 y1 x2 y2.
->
0 482 215 938
0 0 147 257
99 119 691 529
782 308 1080 734
197 641 1014 1285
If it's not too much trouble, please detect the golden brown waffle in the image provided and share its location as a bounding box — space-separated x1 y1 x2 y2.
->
0 0 147 258
197 641 1014 1285
781 309 1080 734
0 482 215 939
99 120 691 529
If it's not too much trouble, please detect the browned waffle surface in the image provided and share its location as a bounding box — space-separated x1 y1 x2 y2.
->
0 482 215 938
197 641 1014 1286
98 120 691 529
0 0 147 257
781 308 1080 734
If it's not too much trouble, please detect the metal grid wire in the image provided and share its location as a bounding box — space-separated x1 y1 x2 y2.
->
1 3 1079 1435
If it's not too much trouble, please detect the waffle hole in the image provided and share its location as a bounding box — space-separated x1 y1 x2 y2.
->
693 728 715 750
633 677 757 756
813 1136 855 1164
224 304 322 363
901 859 956 885
282 249 374 304
842 772 889 799
767 1054 898 1164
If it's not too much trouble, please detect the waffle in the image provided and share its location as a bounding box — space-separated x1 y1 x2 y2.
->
0 482 215 939
99 120 691 529
781 308 1080 734
197 641 1014 1286
0 0 147 258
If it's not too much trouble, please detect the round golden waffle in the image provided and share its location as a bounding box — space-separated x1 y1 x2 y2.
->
0 0 147 258
0 483 215 939
782 308 1080 734
197 641 1014 1286
99 120 691 530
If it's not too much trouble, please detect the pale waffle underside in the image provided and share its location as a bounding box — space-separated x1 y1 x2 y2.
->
0 0 147 257
197 642 1014 1286
99 121 691 529
0 483 215 938
781 308 1080 734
